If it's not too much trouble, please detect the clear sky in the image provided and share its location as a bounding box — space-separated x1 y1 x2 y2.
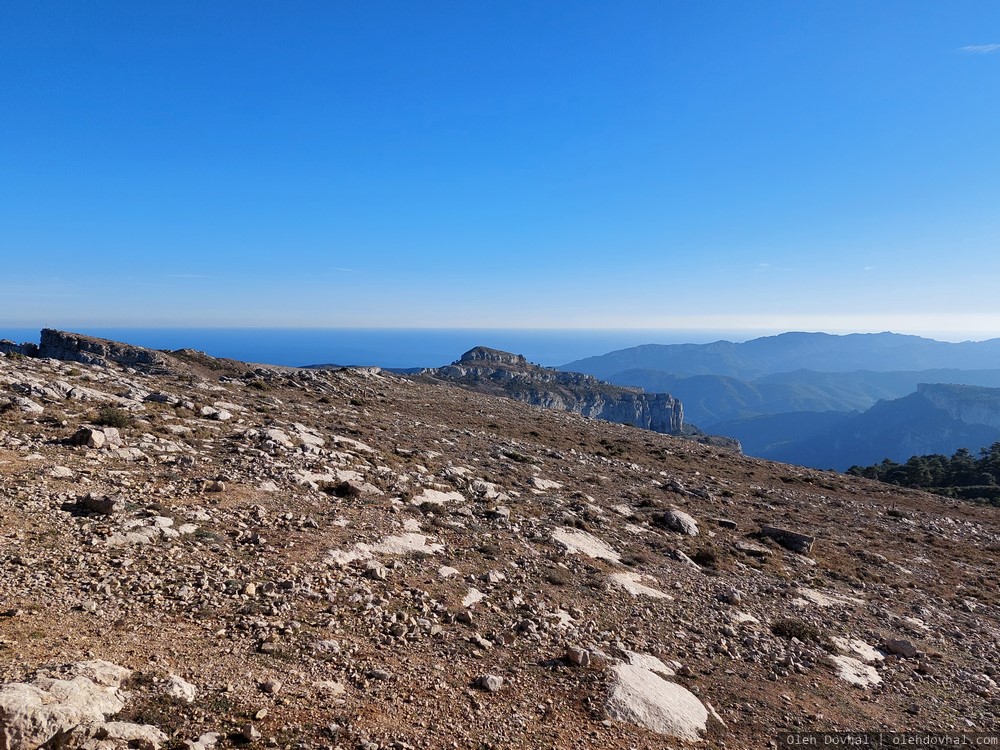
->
2 1 999 339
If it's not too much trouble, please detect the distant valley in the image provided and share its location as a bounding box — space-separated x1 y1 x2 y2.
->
561 332 1000 470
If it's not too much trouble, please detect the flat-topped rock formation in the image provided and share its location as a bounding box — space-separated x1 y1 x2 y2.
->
0 332 997 748
423 346 687 435
1 328 170 372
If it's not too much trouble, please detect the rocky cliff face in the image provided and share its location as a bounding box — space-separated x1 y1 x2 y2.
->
917 382 1000 430
0 329 170 371
424 346 686 434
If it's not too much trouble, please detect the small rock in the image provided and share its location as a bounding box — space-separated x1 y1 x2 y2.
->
566 646 591 667
883 639 919 659
474 674 504 692
165 674 198 703
239 724 261 742
79 492 125 515
260 678 283 694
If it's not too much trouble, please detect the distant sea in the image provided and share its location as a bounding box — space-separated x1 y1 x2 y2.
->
0 327 765 369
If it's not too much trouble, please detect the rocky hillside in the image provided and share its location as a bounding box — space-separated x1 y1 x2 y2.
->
0 331 998 749
421 346 685 435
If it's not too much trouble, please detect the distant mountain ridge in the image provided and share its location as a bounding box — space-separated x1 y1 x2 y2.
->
562 332 1000 380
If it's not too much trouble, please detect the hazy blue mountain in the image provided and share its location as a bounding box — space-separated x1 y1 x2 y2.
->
562 332 1000 380
720 384 1000 471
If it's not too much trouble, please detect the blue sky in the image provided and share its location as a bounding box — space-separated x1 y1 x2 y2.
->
2 1 999 339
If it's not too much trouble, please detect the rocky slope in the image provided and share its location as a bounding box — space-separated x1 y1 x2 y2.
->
0 331 998 749
421 346 685 434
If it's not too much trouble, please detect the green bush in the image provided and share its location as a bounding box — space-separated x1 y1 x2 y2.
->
94 407 133 429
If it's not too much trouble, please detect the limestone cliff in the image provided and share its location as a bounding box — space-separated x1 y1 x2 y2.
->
423 346 686 434
917 382 1000 430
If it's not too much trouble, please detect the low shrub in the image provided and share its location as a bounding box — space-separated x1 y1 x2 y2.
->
771 617 821 641
94 407 133 429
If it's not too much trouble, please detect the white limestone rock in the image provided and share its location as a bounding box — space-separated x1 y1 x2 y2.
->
659 509 699 536
13 397 43 414
164 674 197 704
828 655 882 688
85 721 169 750
411 488 465 506
609 572 672 599
606 662 708 741
0 661 133 750
552 528 622 564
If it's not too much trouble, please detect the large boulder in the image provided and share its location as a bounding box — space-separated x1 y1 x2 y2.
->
70 428 123 450
760 525 815 554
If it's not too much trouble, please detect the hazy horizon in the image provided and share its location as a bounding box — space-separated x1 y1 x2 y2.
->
4 325 999 370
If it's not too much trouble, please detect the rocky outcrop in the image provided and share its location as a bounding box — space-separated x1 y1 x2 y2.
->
423 347 685 434
0 340 36 357
1 330 168 372
456 346 528 366
0 660 167 750
37 330 169 371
